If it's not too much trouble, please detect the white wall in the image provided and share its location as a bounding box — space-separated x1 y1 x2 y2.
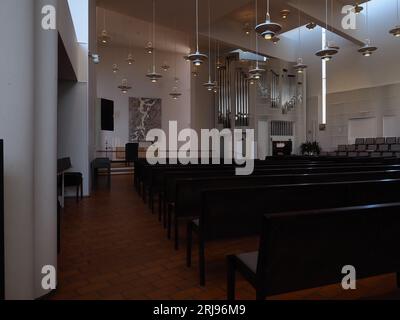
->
96 45 192 149
58 81 90 196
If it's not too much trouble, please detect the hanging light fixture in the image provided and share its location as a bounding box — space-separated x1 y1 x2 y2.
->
161 62 170 72
112 64 119 73
188 0 208 66
126 19 135 65
98 9 111 44
281 9 290 20
390 0 400 37
255 0 282 40
203 0 216 92
272 36 280 44
170 19 182 100
293 0 307 74
243 22 252 35
358 2 377 57
354 3 364 15
315 0 338 61
306 22 317 30
249 0 265 80
118 79 132 94
146 0 162 83
212 40 219 94
146 42 154 54
126 53 135 65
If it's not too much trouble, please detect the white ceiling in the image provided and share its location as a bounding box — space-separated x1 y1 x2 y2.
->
96 0 400 62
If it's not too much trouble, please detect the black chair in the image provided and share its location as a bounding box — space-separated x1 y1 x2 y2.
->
378 144 389 152
92 158 111 189
376 137 386 145
357 144 367 151
391 144 400 152
64 172 83 201
57 157 83 202
387 137 397 145
366 138 376 145
355 138 365 145
126 143 139 165
227 203 400 300
347 145 356 152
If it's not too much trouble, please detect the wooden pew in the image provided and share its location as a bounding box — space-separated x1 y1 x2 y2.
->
160 163 400 220
168 167 400 249
227 203 400 300
188 178 400 285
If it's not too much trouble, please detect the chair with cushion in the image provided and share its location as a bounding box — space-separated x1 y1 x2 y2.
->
126 143 139 166
378 144 389 152
337 145 347 152
64 172 83 201
386 137 397 145
347 145 356 152
92 158 111 189
338 152 347 157
348 152 357 157
376 138 386 145
382 152 394 157
371 152 382 158
358 152 369 157
357 144 367 152
355 138 365 145
391 144 400 152
366 138 376 145
367 145 377 152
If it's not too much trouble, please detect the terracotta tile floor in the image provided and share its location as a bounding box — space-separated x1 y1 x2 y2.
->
49 175 400 300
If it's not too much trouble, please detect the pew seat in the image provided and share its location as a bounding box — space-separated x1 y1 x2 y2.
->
227 203 400 300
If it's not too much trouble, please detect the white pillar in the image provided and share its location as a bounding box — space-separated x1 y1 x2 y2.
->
0 0 58 299
33 0 58 298
0 0 35 299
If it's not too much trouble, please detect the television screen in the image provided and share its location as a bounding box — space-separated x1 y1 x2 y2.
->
101 99 114 131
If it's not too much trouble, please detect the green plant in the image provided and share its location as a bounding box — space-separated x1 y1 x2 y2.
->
300 141 321 156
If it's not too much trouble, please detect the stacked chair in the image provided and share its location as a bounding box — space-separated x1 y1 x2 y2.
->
332 137 400 158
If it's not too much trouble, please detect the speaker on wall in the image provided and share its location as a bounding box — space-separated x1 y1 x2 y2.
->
101 99 114 131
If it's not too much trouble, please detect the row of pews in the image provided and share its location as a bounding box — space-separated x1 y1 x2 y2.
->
134 156 400 300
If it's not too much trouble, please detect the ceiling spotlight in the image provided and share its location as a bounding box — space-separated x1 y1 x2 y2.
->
146 42 154 54
118 79 132 94
293 58 307 73
126 53 135 65
389 26 400 37
358 40 377 57
262 30 275 40
112 64 119 73
272 36 280 44
281 9 290 19
99 30 111 45
354 3 364 15
88 53 100 64
306 22 317 30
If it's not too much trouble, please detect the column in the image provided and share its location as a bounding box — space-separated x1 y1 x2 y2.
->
33 0 58 298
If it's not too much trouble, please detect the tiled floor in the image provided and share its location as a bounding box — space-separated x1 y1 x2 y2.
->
49 175 400 300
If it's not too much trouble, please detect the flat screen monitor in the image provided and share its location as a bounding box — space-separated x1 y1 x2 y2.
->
101 99 114 131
